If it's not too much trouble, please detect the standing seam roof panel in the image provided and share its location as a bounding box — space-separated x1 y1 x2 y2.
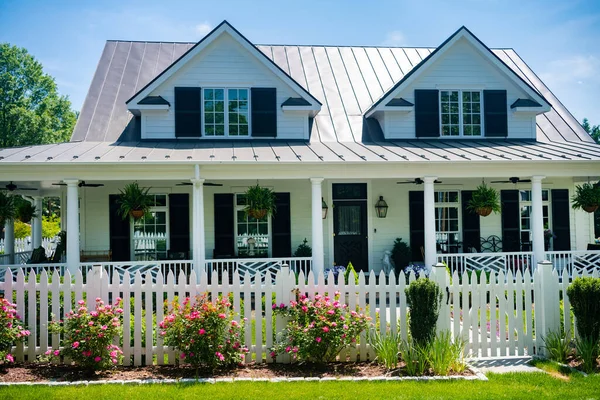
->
337 47 373 113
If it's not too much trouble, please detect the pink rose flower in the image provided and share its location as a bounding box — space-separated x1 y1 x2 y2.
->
94 356 101 362
54 350 60 356
72 341 80 349
322 326 329 333
5 354 14 363
316 337 322 343
199 328 206 335
218 313 226 319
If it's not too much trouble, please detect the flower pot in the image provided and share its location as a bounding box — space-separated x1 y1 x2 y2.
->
18 216 32 223
476 207 493 217
130 209 145 220
583 205 599 213
248 209 268 220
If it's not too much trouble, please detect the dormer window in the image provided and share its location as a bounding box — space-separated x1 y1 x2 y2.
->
203 88 250 137
440 90 482 137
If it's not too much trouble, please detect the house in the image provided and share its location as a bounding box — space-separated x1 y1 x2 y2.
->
0 21 598 279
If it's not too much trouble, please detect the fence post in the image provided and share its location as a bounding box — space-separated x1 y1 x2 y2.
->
275 264 293 363
87 264 104 309
432 262 451 335
536 259 559 356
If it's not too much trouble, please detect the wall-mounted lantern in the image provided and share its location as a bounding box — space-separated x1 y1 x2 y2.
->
375 196 388 218
322 198 328 219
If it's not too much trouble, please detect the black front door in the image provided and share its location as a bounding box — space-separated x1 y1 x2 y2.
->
332 184 368 273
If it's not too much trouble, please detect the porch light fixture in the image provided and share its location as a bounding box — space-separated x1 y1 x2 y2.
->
322 198 328 219
375 196 388 218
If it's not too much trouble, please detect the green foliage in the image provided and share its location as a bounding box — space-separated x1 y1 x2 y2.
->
16 201 38 223
0 191 16 226
0 43 76 147
391 238 411 274
159 294 247 370
293 238 312 257
571 183 600 211
42 215 60 238
368 330 401 369
542 330 572 364
399 339 429 376
427 331 466 376
49 298 124 370
272 292 370 363
344 262 359 285
243 184 276 218
575 336 599 373
566 277 600 343
0 298 30 364
467 183 501 215
582 118 600 144
117 182 153 220
13 219 30 239
405 278 443 346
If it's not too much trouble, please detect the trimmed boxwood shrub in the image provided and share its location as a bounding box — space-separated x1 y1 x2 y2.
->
567 277 600 342
405 278 443 346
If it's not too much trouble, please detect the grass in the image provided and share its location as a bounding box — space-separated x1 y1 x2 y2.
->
2 373 600 399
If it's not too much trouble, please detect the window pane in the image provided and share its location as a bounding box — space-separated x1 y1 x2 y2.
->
155 195 167 207
215 124 225 135
214 89 224 101
229 125 238 135
239 125 248 136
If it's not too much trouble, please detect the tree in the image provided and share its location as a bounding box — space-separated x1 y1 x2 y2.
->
0 43 76 148
582 118 600 144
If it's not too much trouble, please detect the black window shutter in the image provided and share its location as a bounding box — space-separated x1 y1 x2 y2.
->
214 193 235 257
414 89 440 138
251 88 277 137
409 191 425 261
551 189 571 251
175 87 202 138
109 194 130 262
461 191 481 252
168 194 190 256
501 190 520 251
483 90 508 137
272 193 291 257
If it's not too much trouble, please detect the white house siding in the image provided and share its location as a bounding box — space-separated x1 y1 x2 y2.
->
142 33 308 140
384 38 537 140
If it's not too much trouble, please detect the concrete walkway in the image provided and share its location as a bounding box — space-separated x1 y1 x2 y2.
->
469 356 542 374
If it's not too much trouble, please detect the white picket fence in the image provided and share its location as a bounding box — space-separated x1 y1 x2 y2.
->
0 237 56 255
0 262 595 366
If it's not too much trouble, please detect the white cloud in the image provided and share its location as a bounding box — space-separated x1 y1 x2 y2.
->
382 31 407 46
195 22 213 38
539 55 600 86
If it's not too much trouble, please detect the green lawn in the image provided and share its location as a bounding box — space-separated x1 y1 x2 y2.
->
1 373 600 400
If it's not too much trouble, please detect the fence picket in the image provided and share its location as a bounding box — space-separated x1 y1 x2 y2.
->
39 270 49 357
515 270 525 356
27 270 37 361
506 273 515 356
144 272 153 365
478 272 487 357
489 271 498 357
122 272 132 366
498 271 507 357
523 269 533 355
155 271 165 366
50 269 60 352
358 272 367 361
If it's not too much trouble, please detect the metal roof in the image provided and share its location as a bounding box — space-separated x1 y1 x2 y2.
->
1 34 598 165
138 96 170 105
511 99 542 108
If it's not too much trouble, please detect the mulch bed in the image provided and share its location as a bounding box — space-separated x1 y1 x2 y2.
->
0 361 473 383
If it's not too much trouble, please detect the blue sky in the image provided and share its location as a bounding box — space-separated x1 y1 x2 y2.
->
1 0 599 126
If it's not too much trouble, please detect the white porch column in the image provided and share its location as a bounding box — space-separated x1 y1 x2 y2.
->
191 170 206 281
531 175 546 264
65 180 80 274
310 178 325 280
423 176 438 270
4 217 14 265
32 196 43 249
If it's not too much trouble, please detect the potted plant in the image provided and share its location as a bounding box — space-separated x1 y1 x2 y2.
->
467 183 501 217
572 182 600 213
117 182 153 220
243 184 276 219
391 238 412 275
16 201 38 223
0 192 16 226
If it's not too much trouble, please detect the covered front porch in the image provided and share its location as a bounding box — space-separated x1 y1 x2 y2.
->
1 161 598 281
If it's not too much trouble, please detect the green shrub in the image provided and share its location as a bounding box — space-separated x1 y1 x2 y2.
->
368 330 401 370
0 298 30 364
575 336 599 373
293 238 312 257
13 220 30 239
391 238 411 275
450 335 467 373
405 278 443 346
566 277 600 343
542 330 572 364
344 262 359 285
399 339 429 376
42 215 61 238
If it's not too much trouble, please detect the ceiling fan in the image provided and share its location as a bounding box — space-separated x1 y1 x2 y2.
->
176 182 223 187
52 181 105 188
397 178 443 185
3 182 37 191
490 177 531 184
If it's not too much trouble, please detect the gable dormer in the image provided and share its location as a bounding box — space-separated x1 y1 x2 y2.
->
127 21 321 140
365 27 550 140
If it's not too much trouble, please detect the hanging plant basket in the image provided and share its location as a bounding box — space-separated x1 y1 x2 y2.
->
248 209 268 220
130 209 145 220
475 206 493 217
571 183 600 214
16 202 38 223
583 205 599 213
117 182 153 221
243 184 276 220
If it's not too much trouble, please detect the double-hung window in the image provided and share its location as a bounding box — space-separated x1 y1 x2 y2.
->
234 194 270 257
440 90 482 137
203 88 249 137
434 191 461 253
132 194 168 261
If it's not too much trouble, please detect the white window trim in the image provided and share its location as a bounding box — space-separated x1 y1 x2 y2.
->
439 90 484 138
130 195 170 261
201 88 251 138
234 193 272 257
519 189 551 244
434 191 462 253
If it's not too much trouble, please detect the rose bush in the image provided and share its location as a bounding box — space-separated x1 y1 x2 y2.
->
159 294 247 370
49 297 124 370
0 298 29 365
271 292 370 363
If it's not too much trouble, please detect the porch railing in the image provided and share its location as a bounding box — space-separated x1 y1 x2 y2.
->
80 260 194 284
0 263 68 281
545 250 600 278
437 251 534 276
205 257 312 284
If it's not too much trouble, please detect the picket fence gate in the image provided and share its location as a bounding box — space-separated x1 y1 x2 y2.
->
0 262 594 366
